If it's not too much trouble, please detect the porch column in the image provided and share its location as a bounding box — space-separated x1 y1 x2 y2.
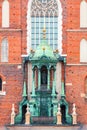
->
47 68 50 90
35 67 38 88
54 68 56 90
27 63 32 99
38 67 41 89
32 67 35 97
52 67 56 96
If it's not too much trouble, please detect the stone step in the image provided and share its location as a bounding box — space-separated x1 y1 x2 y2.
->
31 117 54 124
6 125 82 130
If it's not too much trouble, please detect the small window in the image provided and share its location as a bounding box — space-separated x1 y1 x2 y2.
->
0 78 2 91
80 0 87 28
80 39 87 62
2 0 9 27
1 38 8 62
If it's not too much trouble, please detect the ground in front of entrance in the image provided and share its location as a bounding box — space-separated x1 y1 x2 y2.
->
1 125 87 130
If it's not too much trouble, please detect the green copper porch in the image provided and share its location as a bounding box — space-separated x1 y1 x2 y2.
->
29 28 58 124
15 28 72 125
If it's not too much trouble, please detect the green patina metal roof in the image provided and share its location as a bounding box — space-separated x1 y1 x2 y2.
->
34 40 56 59
31 39 58 62
30 27 58 63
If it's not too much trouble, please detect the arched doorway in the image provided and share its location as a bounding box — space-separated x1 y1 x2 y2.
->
41 66 47 89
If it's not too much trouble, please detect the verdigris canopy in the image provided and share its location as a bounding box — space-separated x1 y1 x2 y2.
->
30 39 58 63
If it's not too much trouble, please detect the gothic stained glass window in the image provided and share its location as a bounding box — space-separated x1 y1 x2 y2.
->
31 0 58 50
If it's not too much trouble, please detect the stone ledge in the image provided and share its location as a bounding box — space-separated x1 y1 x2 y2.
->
0 91 6 96
0 28 22 32
6 124 80 130
67 29 87 32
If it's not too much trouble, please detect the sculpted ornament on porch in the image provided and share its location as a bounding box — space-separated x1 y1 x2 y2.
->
25 104 31 125
11 104 15 125
57 104 62 125
72 103 77 125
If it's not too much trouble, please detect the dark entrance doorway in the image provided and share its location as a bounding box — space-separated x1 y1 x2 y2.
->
41 66 47 89
61 105 66 124
22 105 27 123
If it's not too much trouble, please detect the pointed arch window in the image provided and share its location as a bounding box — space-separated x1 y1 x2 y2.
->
0 78 2 91
80 39 87 62
27 0 62 53
80 0 87 28
1 38 8 62
2 0 9 27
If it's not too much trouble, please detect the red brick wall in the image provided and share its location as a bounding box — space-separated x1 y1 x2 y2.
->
0 0 24 126
66 0 87 124
60 0 67 54
66 66 87 124
0 64 23 125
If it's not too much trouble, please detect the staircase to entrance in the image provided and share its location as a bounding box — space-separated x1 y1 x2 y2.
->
31 117 55 124
6 125 81 130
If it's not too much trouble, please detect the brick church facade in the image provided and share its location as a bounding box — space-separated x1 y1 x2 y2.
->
0 0 87 126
